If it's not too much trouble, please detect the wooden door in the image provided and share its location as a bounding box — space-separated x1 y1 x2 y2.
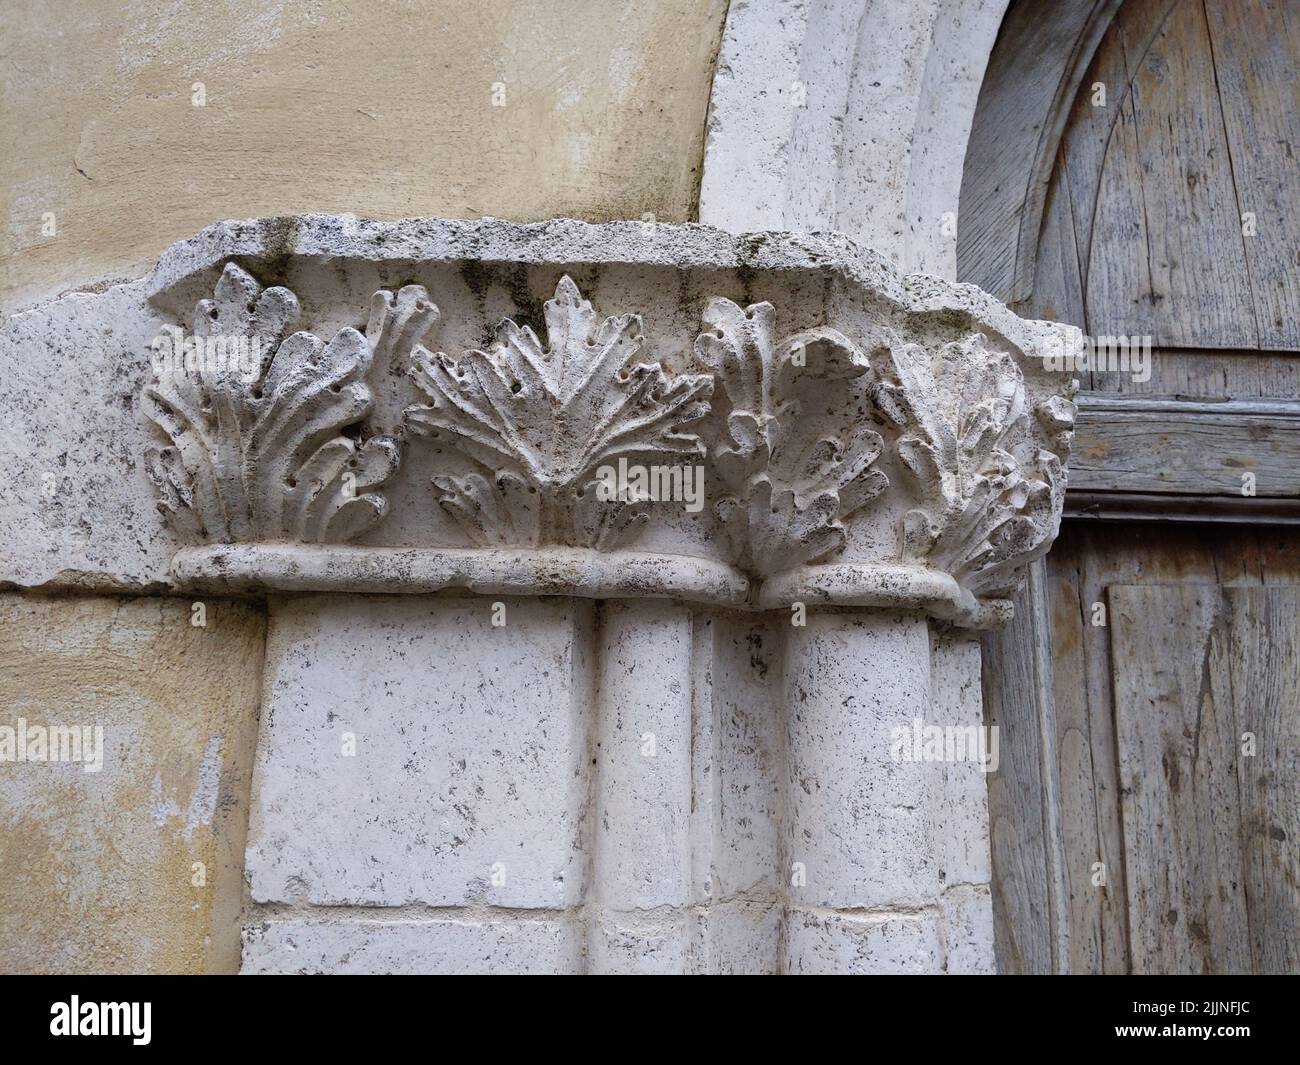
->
971 0 1300 973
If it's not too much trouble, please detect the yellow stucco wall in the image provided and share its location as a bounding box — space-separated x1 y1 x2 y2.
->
0 0 729 312
0 595 266 973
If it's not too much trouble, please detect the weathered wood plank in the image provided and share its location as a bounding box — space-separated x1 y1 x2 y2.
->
1224 587 1300 974
1079 53 1161 350
1204 0 1300 351
1053 12 1135 331
957 0 1121 302
1068 492 1300 524
1068 394 1300 506
995 524 1300 974
1045 546 1111 973
1257 528 1300 579
1086 0 1260 349
982 560 1070 974
1062 520 1296 585
1058 525 1142 973
1081 346 1289 398
1110 583 1254 973
1022 168 1090 380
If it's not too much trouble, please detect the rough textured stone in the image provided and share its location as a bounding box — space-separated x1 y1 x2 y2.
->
592 601 693 912
0 283 172 590
587 913 690 975
241 916 583 975
692 900 783 974
2 215 1076 633
0 594 264 974
783 611 940 908
931 628 994 888
240 598 1000 973
1 214 1067 975
941 884 997 974
0 0 1087 978
245 595 593 909
700 0 1011 277
694 615 782 904
784 908 945 975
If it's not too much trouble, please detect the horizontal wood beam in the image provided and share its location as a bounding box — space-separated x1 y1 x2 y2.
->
1066 394 1300 523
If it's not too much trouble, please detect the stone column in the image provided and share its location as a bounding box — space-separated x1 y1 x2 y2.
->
0 215 1077 973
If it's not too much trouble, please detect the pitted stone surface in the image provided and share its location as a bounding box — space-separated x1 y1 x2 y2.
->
784 909 945 975
242 916 582 975
245 595 593 908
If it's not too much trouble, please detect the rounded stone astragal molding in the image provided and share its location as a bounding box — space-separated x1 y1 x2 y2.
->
1 215 1078 627
171 544 1008 626
172 545 752 608
757 563 1013 629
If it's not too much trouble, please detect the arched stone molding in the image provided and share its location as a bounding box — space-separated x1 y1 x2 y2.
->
700 0 1014 279
700 0 1126 294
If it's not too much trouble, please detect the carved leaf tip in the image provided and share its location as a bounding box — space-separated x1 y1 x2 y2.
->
404 276 711 550
143 263 1072 604
698 297 886 575
874 329 1073 598
367 283 440 376
144 261 411 545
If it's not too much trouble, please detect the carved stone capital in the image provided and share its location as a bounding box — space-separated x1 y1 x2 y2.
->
3 215 1077 625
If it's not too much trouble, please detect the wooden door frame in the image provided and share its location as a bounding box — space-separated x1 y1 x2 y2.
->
965 0 1300 972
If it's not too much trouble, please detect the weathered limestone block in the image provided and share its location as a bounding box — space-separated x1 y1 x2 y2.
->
0 595 264 974
783 612 939 908
0 215 1077 973
242 916 583 976
589 600 695 970
931 629 994 890
246 595 592 908
785 910 945 975
941 884 998 975
0 284 172 589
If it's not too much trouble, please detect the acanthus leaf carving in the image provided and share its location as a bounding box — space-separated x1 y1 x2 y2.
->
143 262 436 544
695 299 888 576
872 331 1073 597
133 226 1078 624
404 275 713 549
